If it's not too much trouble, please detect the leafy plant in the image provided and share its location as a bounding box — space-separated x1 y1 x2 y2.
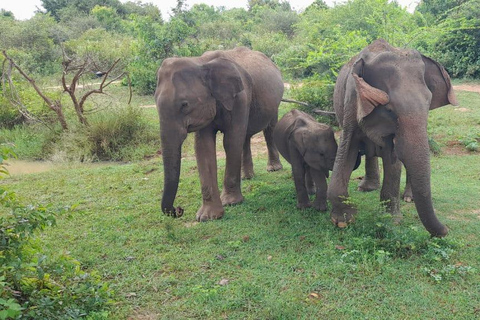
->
459 132 480 152
0 144 113 318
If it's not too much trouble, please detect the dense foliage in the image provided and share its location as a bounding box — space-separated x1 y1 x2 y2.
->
0 145 113 318
1 0 479 160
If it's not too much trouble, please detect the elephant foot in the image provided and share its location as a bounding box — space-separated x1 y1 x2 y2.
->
220 191 244 206
403 191 414 202
358 178 380 192
330 203 357 228
313 200 327 212
297 202 312 210
267 161 283 172
196 203 225 222
242 170 254 180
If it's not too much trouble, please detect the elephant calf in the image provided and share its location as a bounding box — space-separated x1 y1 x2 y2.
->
274 109 337 211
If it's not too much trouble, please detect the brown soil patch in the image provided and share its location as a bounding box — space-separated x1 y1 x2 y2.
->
453 84 480 94
443 140 471 156
216 132 268 159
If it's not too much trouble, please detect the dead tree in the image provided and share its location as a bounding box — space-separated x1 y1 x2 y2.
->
2 50 69 130
2 50 127 130
61 51 125 126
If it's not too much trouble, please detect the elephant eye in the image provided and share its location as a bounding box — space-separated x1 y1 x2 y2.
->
180 101 190 114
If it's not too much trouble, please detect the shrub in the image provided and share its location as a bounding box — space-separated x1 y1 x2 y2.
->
289 78 336 125
87 105 158 161
0 124 56 160
459 132 480 152
49 105 159 162
0 144 113 319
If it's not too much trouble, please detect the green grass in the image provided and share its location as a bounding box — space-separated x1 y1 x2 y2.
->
428 91 480 148
1 90 479 319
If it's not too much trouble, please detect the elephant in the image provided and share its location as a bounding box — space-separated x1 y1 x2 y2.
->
358 156 414 202
274 109 338 211
155 47 283 221
327 39 457 237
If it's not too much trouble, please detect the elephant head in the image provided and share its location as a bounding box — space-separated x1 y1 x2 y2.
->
155 57 245 216
345 40 457 236
289 116 337 175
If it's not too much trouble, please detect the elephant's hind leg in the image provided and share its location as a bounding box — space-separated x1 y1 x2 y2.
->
264 122 283 172
358 156 380 192
242 135 255 180
221 130 245 206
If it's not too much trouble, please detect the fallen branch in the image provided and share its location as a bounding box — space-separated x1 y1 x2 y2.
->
281 98 336 117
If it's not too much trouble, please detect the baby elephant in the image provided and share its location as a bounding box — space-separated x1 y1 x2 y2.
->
274 109 337 211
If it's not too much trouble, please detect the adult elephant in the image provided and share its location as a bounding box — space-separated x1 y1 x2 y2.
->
155 47 283 221
327 39 457 237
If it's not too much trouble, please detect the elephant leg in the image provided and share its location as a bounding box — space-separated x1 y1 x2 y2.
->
327 129 361 227
403 172 414 202
305 167 315 195
380 149 402 219
310 168 327 211
289 145 310 209
358 156 380 191
242 134 254 180
221 130 245 206
264 122 283 172
195 127 224 221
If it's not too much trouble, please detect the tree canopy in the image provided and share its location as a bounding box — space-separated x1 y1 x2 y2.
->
1 0 479 94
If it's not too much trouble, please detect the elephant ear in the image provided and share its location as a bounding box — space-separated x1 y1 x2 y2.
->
289 118 308 156
203 58 245 111
421 55 458 109
351 59 390 123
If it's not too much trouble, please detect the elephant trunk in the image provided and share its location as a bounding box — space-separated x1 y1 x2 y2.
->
161 127 187 216
397 124 448 237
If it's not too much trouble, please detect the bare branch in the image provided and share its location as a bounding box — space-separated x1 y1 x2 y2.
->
2 50 68 130
281 98 336 116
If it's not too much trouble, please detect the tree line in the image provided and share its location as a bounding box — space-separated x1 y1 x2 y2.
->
0 0 479 128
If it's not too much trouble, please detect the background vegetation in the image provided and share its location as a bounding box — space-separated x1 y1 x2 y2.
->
1 0 480 162
1 0 480 318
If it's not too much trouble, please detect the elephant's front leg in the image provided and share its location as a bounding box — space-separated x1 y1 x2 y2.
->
221 130 245 206
195 127 224 221
402 173 413 202
380 145 402 219
310 168 328 211
327 130 361 227
305 167 315 195
263 122 283 172
289 145 310 209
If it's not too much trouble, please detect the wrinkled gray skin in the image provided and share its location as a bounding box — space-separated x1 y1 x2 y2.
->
156 47 283 221
274 109 337 211
328 39 457 237
358 157 414 202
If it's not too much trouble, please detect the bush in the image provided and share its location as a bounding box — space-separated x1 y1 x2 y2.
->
0 144 113 319
289 78 336 125
50 105 160 162
0 124 56 160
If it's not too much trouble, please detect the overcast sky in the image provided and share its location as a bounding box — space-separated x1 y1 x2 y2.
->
1 0 419 21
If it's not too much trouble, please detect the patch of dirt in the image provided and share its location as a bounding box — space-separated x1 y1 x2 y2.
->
216 132 268 159
453 84 480 94
127 312 159 320
443 140 471 156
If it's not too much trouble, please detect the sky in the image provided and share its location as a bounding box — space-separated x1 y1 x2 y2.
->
1 0 419 21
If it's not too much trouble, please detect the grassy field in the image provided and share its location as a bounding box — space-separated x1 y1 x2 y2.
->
2 90 480 319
